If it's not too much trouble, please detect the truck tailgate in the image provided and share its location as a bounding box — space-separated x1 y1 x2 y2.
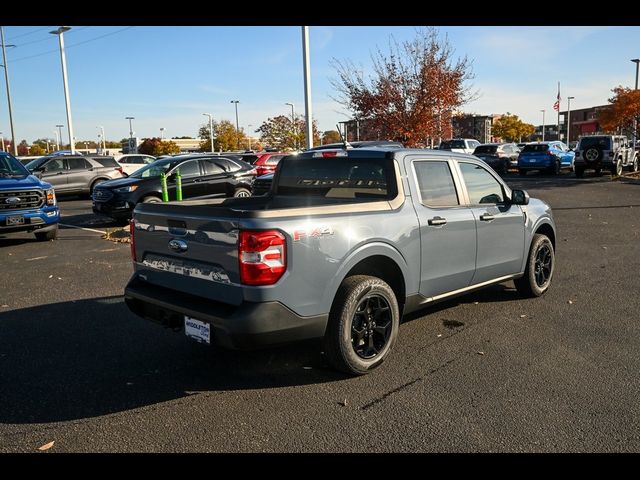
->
132 202 244 305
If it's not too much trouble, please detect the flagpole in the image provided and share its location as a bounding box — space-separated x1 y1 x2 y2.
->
557 81 561 142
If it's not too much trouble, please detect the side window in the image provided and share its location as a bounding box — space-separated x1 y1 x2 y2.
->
143 156 155 164
202 160 224 175
67 158 90 170
174 160 200 177
44 159 65 172
459 162 505 205
413 161 459 207
119 157 130 164
215 159 241 172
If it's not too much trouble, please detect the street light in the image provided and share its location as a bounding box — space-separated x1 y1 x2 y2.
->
98 125 105 153
160 127 165 140
631 59 640 148
230 100 240 150
540 109 546 142
125 116 135 153
202 113 214 153
285 102 295 150
0 131 4 152
247 124 253 149
567 96 575 146
1 27 17 156
50 26 75 155
55 125 64 150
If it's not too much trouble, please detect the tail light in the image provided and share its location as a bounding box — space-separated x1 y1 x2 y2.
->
239 230 286 286
547 150 554 156
130 219 136 262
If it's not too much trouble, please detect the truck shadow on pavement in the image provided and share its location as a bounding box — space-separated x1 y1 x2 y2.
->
0 296 345 424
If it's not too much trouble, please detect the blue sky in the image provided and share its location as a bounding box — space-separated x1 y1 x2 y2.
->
1 25 639 144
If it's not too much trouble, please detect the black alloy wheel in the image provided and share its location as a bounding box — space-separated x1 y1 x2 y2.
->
534 243 553 289
351 294 393 359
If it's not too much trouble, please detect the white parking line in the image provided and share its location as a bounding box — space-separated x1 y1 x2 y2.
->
58 223 106 235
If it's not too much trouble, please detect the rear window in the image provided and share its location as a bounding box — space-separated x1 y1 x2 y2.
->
275 157 396 200
92 156 119 167
522 144 549 153
439 140 466 150
579 137 612 149
265 155 285 165
474 145 498 154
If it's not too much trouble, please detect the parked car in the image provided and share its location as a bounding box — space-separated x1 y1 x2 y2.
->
517 141 575 176
125 146 556 375
24 155 125 197
0 151 59 241
306 140 404 151
472 143 520 174
573 135 638 177
92 154 257 220
438 138 481 154
116 154 157 176
252 152 289 176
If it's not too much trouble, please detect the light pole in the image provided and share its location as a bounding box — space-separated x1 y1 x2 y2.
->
247 124 253 149
202 113 214 153
631 59 640 148
567 96 575 146
50 27 75 155
160 127 165 140
84 141 88 153
0 132 4 152
1 27 17 156
55 125 64 150
302 26 313 149
230 100 240 150
285 102 295 150
318 130 323 146
98 125 105 153
125 116 135 153
540 109 546 142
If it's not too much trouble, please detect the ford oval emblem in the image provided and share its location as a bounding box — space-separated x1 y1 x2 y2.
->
168 239 188 253
5 196 21 204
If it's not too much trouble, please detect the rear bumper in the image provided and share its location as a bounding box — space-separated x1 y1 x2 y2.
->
124 274 328 349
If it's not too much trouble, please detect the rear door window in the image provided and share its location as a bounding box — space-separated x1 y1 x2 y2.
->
66 158 90 170
174 160 201 177
44 158 65 172
413 161 459 207
579 137 611 150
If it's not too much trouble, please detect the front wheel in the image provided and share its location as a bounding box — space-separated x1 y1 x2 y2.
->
323 275 400 375
233 187 251 198
631 156 639 172
611 160 622 177
141 196 161 203
514 233 555 298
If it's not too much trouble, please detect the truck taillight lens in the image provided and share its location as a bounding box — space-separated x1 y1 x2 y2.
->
239 230 286 286
130 219 136 262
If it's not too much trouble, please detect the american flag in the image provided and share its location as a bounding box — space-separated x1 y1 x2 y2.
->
553 86 561 111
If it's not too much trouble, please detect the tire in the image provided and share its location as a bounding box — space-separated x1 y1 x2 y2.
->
585 147 602 163
323 275 400 375
519 169 527 177
574 166 584 178
553 160 561 175
611 160 622 177
34 226 58 242
633 155 639 172
141 196 161 203
90 178 108 194
233 187 251 198
500 160 508 175
514 233 555 298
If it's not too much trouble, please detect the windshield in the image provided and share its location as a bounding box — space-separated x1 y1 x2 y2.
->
439 140 466 150
275 157 396 200
0 153 30 177
129 158 177 178
25 156 50 171
579 137 612 149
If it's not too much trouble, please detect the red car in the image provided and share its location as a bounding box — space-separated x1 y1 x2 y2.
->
253 152 288 176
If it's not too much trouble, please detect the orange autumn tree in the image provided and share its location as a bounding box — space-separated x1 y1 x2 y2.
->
331 27 476 147
598 86 640 136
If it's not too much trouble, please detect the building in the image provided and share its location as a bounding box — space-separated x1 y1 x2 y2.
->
340 114 454 146
559 104 609 142
531 125 560 142
167 138 201 153
451 114 503 143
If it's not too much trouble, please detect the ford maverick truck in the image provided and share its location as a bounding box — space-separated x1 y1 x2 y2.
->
125 147 556 375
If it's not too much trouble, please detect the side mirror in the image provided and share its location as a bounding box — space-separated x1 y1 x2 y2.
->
511 189 529 205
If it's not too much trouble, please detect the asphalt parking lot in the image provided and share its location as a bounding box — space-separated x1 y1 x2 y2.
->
1 172 640 452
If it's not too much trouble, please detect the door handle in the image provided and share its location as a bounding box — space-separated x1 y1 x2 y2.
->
428 216 447 226
480 213 495 221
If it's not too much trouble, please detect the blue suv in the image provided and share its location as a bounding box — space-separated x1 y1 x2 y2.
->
518 141 575 176
0 151 60 241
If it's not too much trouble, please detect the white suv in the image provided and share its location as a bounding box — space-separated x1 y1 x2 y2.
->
116 154 156 176
438 138 481 154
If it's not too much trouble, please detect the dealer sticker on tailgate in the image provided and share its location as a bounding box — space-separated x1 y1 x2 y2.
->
184 316 210 344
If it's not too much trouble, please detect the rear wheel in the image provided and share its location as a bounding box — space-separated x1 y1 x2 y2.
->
323 275 399 375
35 226 58 242
514 233 555 298
630 155 639 172
611 159 622 176
233 187 251 198
553 160 561 175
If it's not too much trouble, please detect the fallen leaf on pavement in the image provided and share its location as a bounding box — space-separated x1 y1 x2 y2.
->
436 334 443 338
38 441 55 451
568 300 573 304
520 314 527 318
477 351 485 355
339 399 348 407
48 275 53 279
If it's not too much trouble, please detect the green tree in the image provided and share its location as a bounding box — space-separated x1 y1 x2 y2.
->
491 114 535 142
105 141 121 148
138 137 181 156
29 144 46 156
257 115 320 150
322 130 342 144
198 119 247 151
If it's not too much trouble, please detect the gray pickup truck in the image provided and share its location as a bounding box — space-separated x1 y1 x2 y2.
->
125 147 556 375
